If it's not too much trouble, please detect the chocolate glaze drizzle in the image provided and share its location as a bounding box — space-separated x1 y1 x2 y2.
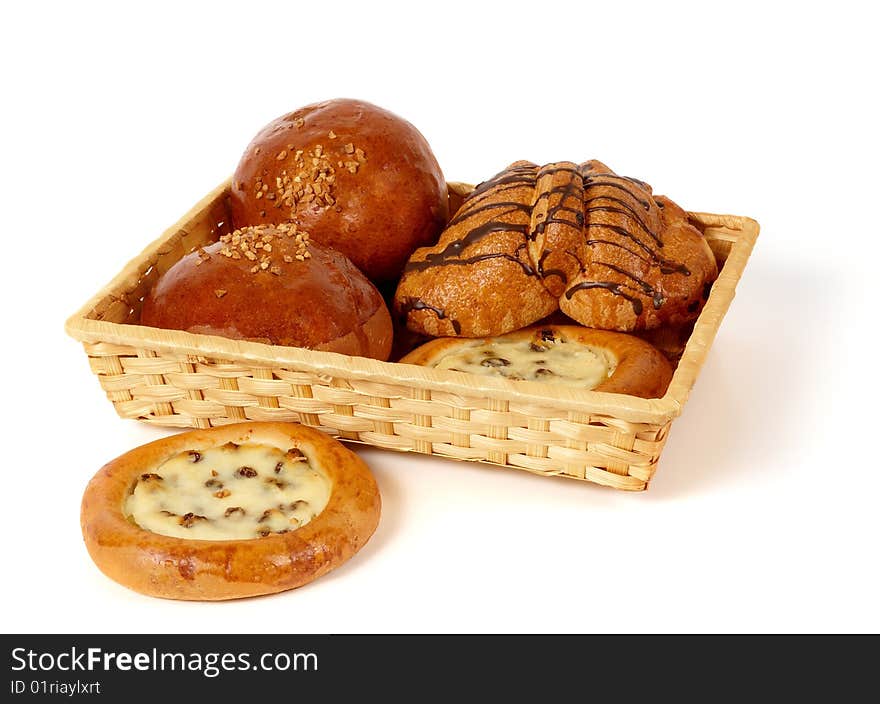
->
468 164 538 200
459 167 537 213
582 179 652 210
530 164 584 242
593 261 665 309
584 224 690 275
418 250 535 276
446 200 530 228
584 202 663 247
561 249 660 315
564 281 644 316
404 220 531 274
398 297 462 335
536 249 567 283
404 165 541 279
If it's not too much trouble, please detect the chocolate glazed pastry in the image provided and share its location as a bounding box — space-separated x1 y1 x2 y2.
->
559 160 718 331
394 161 558 337
394 159 718 336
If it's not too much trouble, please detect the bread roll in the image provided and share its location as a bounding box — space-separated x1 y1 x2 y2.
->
141 223 393 360
229 98 448 282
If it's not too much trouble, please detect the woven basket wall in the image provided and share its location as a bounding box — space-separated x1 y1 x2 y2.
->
65 181 759 491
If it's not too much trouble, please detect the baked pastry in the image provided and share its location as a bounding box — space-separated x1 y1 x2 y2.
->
394 161 558 337
81 422 381 600
559 160 718 330
399 325 673 398
635 321 696 364
394 160 717 336
229 98 448 282
140 224 393 360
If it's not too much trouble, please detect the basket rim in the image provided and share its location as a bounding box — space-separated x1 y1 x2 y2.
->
64 179 759 426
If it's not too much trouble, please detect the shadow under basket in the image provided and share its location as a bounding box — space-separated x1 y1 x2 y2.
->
65 180 759 491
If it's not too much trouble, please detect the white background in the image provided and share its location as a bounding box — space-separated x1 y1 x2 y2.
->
1 1 877 634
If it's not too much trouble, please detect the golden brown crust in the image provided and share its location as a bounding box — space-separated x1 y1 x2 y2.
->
140 227 393 361
229 98 448 282
80 422 381 601
393 162 558 337
399 325 673 398
395 159 718 336
528 162 584 298
559 161 718 331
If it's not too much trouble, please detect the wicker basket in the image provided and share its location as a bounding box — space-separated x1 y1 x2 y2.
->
65 180 758 491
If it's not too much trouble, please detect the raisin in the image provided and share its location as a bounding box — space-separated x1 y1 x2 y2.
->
265 478 286 489
179 512 207 528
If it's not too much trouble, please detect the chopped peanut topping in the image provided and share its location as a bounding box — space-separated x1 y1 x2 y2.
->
205 224 312 282
250 137 366 222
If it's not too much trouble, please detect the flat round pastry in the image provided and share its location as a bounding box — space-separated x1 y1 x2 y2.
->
81 422 381 600
398 325 673 398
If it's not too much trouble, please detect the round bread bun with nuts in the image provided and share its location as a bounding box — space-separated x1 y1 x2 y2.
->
229 98 448 282
140 223 393 360
399 325 673 398
81 422 382 600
